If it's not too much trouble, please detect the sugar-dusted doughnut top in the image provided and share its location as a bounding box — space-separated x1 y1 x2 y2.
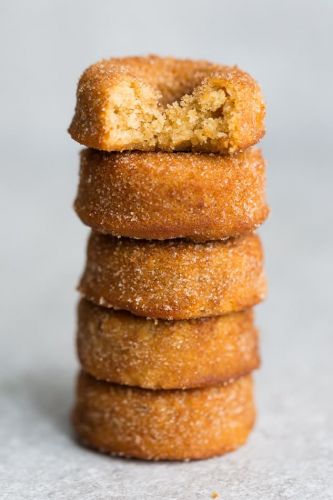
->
69 55 265 153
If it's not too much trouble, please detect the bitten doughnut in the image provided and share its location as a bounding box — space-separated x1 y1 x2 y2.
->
72 372 255 461
69 55 265 154
78 233 266 320
75 148 269 241
77 299 260 389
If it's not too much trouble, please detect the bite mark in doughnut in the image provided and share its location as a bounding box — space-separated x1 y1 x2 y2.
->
69 55 265 154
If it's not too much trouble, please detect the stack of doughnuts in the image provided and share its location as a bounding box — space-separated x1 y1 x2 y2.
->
69 55 268 461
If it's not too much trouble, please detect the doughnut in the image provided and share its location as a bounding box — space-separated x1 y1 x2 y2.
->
77 299 260 389
72 371 255 461
68 55 265 154
75 148 269 241
78 232 266 320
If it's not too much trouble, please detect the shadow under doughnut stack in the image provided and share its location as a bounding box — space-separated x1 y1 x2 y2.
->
69 55 269 461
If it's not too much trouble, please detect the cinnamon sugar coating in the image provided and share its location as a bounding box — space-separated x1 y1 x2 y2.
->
77 299 260 389
72 372 255 461
78 233 266 320
69 55 265 154
75 148 269 241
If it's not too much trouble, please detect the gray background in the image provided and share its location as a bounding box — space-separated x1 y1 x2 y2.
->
1 0 332 499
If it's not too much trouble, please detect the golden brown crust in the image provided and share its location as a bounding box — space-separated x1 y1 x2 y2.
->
78 232 266 320
75 148 269 241
77 299 260 389
68 55 265 153
72 372 255 461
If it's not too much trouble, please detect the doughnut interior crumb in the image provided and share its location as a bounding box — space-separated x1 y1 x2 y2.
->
106 79 231 151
